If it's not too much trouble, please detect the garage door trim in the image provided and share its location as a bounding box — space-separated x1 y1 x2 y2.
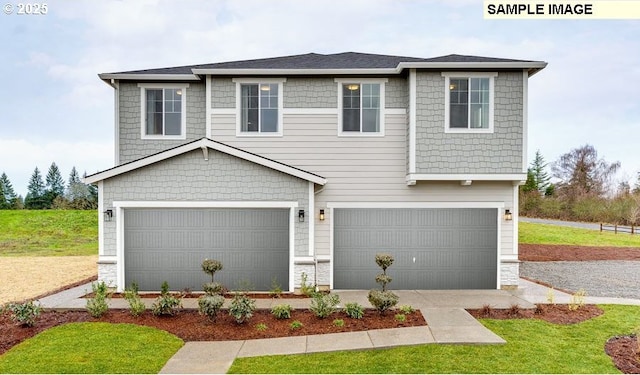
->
113 201 298 292
326 201 504 289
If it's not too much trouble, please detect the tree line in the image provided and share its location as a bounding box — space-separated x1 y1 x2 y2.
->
521 145 640 225
0 163 97 210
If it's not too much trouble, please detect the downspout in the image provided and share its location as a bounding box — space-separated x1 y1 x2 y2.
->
111 79 120 165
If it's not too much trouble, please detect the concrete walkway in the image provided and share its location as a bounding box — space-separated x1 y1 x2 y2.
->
36 280 640 374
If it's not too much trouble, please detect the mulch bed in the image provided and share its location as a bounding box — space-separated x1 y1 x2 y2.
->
467 304 604 324
606 335 640 374
0 307 425 356
519 244 640 261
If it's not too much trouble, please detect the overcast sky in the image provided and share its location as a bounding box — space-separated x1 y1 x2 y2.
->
1 0 638 197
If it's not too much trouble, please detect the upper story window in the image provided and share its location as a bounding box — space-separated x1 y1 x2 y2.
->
233 78 285 136
138 83 188 139
443 73 496 133
336 78 387 136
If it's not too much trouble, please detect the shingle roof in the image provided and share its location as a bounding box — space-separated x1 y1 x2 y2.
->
105 52 544 75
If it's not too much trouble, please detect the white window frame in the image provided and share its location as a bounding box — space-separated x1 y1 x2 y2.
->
138 83 188 140
335 78 387 137
233 78 285 137
442 72 496 134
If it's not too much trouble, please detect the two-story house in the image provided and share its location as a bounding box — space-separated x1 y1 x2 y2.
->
85 52 546 293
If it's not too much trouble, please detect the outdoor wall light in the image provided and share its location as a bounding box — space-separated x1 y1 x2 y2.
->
104 209 113 222
346 84 360 91
319 209 325 221
298 209 305 222
504 209 513 221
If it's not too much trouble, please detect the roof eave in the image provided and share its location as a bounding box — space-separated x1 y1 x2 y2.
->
397 61 548 75
98 73 202 82
190 68 400 75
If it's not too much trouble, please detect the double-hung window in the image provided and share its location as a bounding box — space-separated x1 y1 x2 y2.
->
139 83 188 139
443 73 496 133
336 79 386 135
234 79 284 136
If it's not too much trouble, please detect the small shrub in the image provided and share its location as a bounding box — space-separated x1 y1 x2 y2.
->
124 283 145 317
535 303 548 315
399 305 415 314
374 253 394 291
229 293 256 324
198 295 225 321
309 292 340 319
344 302 364 319
203 282 224 296
300 272 315 296
8 301 42 327
480 304 493 318
290 320 303 330
333 319 345 327
546 287 555 305
151 281 182 316
367 290 398 314
255 323 268 331
269 277 283 298
201 259 223 282
86 281 111 318
568 289 586 311
271 304 292 319
508 304 521 317
394 313 406 322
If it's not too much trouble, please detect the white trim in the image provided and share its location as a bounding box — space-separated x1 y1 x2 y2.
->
308 182 315 257
97 181 104 256
512 184 519 260
84 138 327 185
211 108 236 115
442 72 497 134
194 68 399 75
495 208 502 289
138 83 189 140
409 68 416 174
397 61 547 72
100 73 200 81
233 78 286 137
97 255 117 263
335 78 387 137
282 108 338 115
288 208 295 293
329 207 335 289
522 70 529 173
406 173 527 183
327 201 505 209
205 75 212 139
294 256 315 264
116 206 124 291
113 80 120 165
112 201 299 293
113 201 298 209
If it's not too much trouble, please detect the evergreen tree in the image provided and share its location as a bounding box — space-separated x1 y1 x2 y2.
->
66 167 92 209
530 150 550 194
0 172 19 209
633 172 640 195
521 169 538 193
44 162 65 208
25 167 46 209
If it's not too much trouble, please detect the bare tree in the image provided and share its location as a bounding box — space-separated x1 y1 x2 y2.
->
551 144 620 199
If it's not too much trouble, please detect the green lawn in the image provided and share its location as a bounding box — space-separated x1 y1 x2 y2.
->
0 322 183 374
229 304 640 373
519 221 640 247
0 210 97 256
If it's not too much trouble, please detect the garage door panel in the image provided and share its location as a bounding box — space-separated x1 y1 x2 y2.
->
124 208 289 292
334 208 497 290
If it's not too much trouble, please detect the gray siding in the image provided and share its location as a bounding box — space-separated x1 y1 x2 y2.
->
209 112 516 259
102 149 309 258
118 82 206 164
284 78 336 108
386 77 408 108
414 71 523 174
211 78 235 108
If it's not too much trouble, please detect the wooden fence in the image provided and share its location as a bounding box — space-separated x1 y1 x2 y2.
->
600 223 637 235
